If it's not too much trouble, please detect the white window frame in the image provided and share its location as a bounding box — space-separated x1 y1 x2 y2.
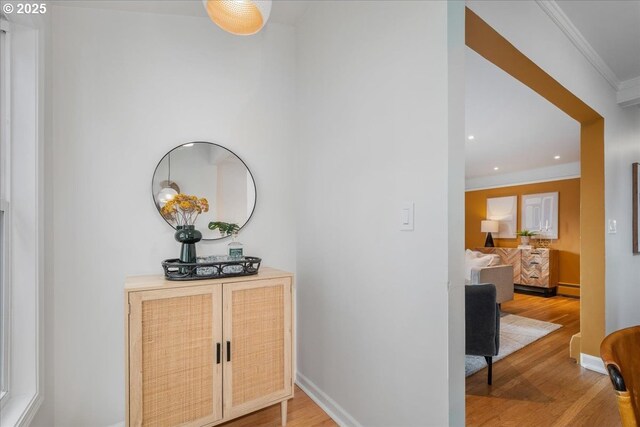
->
0 17 11 408
0 12 44 426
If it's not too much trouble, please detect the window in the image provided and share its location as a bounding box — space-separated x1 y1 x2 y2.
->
0 14 47 427
0 16 43 425
0 205 7 405
0 18 10 407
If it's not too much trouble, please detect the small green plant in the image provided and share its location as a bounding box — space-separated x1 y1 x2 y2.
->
208 221 240 237
516 230 537 237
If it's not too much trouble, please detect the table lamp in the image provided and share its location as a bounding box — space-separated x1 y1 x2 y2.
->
481 220 500 247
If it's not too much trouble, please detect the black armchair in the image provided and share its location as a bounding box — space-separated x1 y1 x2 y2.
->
465 284 500 385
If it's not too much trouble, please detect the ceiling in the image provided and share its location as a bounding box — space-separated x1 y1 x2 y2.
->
556 0 640 83
55 0 310 25
466 0 639 182
465 48 580 180
540 0 640 106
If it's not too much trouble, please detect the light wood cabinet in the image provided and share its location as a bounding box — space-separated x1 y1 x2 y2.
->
520 249 559 288
477 248 559 294
125 268 294 427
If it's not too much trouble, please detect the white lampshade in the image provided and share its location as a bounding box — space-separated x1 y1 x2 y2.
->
203 0 272 35
157 187 178 204
481 220 500 233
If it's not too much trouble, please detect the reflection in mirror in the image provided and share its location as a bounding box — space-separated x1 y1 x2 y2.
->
152 142 256 240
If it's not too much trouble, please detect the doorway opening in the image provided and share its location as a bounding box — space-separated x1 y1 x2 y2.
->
463 6 608 425
465 5 604 365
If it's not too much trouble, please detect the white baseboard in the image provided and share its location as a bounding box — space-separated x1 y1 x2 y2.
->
296 372 361 427
580 353 607 375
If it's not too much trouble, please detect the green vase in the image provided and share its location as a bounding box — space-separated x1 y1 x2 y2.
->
174 225 202 263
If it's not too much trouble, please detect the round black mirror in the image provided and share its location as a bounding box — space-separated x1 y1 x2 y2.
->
152 142 257 240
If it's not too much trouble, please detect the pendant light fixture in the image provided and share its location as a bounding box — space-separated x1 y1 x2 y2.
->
157 186 178 204
157 152 180 205
202 0 272 36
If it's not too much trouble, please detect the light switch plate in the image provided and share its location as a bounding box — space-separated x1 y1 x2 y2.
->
608 219 617 234
400 202 414 231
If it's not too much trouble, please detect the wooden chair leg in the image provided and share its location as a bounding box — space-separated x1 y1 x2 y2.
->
485 356 493 385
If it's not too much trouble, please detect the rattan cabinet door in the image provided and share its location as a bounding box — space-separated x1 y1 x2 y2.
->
223 278 293 419
129 285 223 427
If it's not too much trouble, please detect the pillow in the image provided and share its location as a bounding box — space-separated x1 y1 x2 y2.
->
465 249 501 266
464 249 481 265
464 254 493 281
465 249 501 264
487 254 502 266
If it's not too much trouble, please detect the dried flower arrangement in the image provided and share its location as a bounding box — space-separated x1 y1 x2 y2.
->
160 194 209 227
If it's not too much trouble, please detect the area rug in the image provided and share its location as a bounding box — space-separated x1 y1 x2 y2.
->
465 314 562 377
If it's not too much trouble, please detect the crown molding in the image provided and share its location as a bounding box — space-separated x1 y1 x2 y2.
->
619 76 640 90
535 0 620 91
465 162 581 191
617 76 640 108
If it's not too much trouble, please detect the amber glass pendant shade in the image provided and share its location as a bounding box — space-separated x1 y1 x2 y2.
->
203 0 272 35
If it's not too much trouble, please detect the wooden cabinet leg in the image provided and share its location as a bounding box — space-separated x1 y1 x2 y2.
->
281 400 288 426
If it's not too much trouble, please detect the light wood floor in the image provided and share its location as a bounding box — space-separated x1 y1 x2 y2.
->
221 386 337 427
467 293 620 427
222 293 619 427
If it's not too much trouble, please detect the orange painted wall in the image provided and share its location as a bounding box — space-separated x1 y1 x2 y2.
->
465 178 581 285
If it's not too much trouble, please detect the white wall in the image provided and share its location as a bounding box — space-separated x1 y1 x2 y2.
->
295 1 463 425
466 1 640 332
37 6 297 426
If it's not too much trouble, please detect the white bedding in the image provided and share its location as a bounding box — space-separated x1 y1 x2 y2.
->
464 249 501 281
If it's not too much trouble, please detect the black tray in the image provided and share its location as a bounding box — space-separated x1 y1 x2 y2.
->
162 256 262 281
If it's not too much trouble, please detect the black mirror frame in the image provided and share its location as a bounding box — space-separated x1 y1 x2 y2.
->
633 162 639 254
151 141 257 241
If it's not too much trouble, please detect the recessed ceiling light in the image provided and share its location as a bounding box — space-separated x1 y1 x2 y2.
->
468 135 475 140
493 167 499 171
554 155 561 160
